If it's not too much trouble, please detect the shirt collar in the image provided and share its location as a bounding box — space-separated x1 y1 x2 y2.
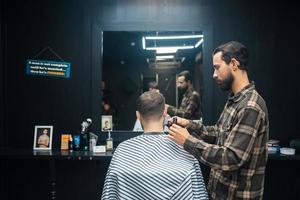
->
183 87 193 97
228 81 255 103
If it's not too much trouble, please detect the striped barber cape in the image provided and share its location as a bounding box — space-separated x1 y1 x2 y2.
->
101 133 208 200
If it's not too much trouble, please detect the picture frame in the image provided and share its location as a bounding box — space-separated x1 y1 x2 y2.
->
33 125 53 150
101 115 113 132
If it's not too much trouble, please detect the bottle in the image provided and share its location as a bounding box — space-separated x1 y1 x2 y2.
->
89 136 96 152
69 134 73 152
61 134 69 150
80 119 92 151
106 131 113 151
73 132 81 151
81 131 89 151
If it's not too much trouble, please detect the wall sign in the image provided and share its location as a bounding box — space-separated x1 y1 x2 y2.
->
26 59 71 78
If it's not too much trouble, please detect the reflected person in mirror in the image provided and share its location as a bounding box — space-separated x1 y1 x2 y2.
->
166 70 202 121
101 80 118 128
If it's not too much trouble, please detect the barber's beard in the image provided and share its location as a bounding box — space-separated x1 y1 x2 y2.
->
178 87 188 96
218 73 233 91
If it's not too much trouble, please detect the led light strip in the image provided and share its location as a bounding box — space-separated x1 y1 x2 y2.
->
146 46 194 50
144 35 203 40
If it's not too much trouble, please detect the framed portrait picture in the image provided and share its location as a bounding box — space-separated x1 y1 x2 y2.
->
33 125 53 150
101 115 113 132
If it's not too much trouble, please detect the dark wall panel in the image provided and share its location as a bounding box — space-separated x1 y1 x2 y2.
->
210 1 299 145
1 0 299 148
3 0 92 148
1 1 5 147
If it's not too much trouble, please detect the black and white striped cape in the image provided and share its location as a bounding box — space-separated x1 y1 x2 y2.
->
102 133 208 200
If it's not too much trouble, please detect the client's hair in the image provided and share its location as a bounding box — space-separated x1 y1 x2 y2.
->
136 91 165 121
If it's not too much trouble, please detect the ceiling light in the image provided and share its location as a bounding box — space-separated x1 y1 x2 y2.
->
156 55 174 60
156 48 177 54
194 38 204 48
145 35 203 40
146 46 194 51
156 58 168 61
142 37 146 49
142 34 204 52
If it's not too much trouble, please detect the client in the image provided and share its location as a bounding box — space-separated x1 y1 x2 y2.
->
102 91 208 200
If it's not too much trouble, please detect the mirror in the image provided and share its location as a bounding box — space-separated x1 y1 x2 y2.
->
102 31 204 131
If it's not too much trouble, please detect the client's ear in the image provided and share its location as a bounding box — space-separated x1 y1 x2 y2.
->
136 111 141 120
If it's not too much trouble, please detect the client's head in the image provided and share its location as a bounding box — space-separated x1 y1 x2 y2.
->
136 91 166 131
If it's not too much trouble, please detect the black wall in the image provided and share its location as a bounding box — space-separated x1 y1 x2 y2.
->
1 0 5 147
1 0 299 147
1 0 93 148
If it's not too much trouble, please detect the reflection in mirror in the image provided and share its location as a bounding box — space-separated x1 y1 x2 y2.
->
102 31 204 131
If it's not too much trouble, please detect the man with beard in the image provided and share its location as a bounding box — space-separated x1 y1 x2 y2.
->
168 41 269 200
166 70 201 120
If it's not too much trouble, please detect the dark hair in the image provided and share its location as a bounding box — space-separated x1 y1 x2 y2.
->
148 81 159 90
213 41 249 70
178 70 192 83
136 91 165 120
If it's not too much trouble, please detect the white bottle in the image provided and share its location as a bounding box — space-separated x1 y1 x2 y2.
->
89 137 96 151
106 131 113 151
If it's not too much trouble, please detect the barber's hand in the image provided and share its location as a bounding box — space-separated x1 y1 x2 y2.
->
168 124 190 146
165 104 169 110
168 116 190 127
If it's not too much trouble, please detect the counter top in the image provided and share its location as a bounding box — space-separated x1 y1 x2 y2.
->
267 153 300 161
0 148 113 161
1 148 299 161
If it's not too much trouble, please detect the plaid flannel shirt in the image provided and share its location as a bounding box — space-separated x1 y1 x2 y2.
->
168 87 201 120
184 82 269 200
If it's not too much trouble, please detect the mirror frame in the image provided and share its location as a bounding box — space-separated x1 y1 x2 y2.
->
90 22 214 133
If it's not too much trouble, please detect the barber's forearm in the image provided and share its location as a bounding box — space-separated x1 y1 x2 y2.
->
183 136 244 171
187 122 218 142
